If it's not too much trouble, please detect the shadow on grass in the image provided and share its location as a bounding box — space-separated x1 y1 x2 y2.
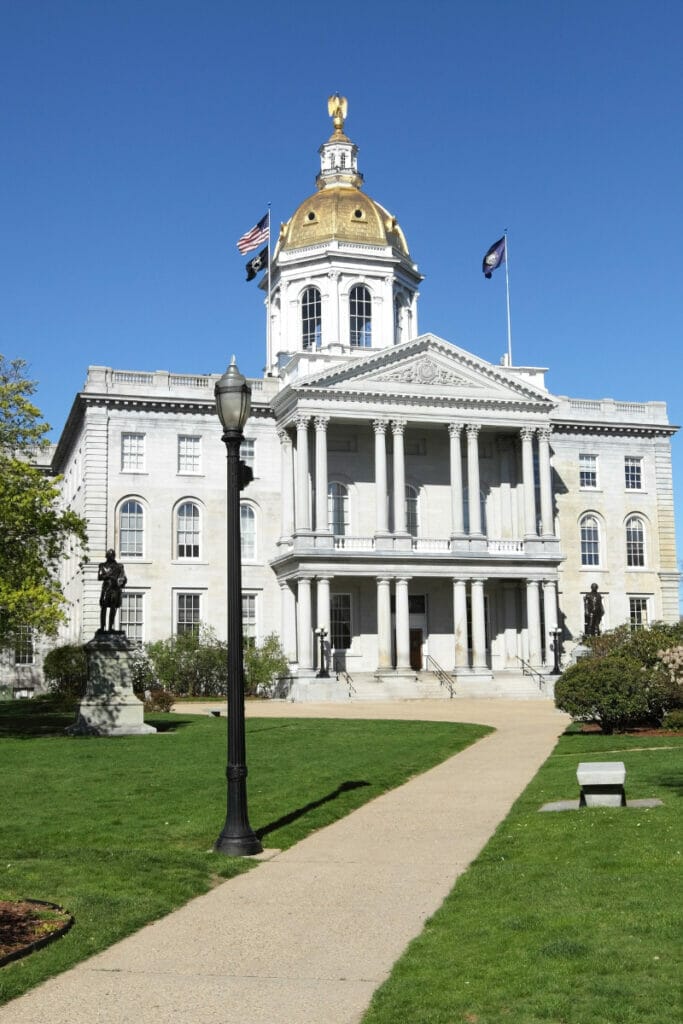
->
0 700 193 738
256 780 371 840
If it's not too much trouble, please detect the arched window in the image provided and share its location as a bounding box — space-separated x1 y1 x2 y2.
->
405 484 419 538
328 482 349 536
350 285 372 347
302 287 321 351
120 500 144 558
176 501 200 559
580 514 600 566
241 503 256 560
626 515 645 566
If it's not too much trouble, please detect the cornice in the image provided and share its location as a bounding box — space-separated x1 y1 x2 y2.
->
551 419 678 439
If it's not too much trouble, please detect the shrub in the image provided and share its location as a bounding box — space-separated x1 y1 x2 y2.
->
244 633 289 697
555 656 651 734
129 645 156 696
662 708 683 730
586 620 683 667
143 688 175 713
42 644 87 703
145 625 227 697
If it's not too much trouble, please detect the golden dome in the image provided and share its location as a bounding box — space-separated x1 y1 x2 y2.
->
277 96 411 257
279 187 410 255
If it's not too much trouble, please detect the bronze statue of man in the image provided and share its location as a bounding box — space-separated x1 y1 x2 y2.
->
584 583 604 637
98 549 127 632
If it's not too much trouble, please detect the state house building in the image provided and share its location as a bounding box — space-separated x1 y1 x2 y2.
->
48 98 679 699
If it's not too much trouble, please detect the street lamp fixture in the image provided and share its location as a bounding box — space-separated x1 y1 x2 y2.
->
315 627 330 678
549 627 563 676
214 357 262 857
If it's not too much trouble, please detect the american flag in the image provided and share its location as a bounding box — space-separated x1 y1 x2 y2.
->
236 213 269 255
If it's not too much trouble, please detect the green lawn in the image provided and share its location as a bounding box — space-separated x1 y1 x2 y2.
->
0 699 489 1005
362 729 683 1024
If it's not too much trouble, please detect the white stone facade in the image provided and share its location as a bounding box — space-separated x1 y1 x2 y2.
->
42 100 679 697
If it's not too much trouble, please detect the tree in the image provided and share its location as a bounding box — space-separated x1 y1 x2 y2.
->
0 357 87 648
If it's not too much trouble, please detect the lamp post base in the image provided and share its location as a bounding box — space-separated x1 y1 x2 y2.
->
214 828 263 857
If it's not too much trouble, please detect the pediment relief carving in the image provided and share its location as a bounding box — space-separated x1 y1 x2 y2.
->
371 356 471 387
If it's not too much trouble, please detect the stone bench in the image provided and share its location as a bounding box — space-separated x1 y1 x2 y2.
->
577 761 626 807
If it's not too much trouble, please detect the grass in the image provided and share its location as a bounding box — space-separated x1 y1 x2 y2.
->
362 729 683 1024
0 698 489 1005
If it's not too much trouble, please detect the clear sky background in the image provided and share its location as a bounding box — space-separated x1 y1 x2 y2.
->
2 2 682 590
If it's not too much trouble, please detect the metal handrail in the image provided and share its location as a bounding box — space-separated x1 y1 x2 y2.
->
515 655 546 691
424 654 456 698
336 667 356 696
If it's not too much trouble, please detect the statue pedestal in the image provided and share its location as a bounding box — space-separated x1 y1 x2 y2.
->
67 632 156 737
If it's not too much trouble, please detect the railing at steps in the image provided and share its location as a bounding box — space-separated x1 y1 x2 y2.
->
515 656 546 692
424 655 456 698
334 660 356 697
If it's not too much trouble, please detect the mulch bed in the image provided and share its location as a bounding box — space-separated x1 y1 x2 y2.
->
0 900 73 967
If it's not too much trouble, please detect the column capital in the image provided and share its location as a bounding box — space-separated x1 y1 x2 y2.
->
466 423 480 440
376 576 393 586
520 425 535 442
314 415 330 432
391 418 406 435
447 422 463 439
294 414 310 431
537 425 553 442
316 574 334 583
393 575 412 584
372 418 389 434
277 427 292 445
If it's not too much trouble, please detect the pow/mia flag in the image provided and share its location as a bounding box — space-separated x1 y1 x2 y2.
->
482 236 506 278
246 246 269 281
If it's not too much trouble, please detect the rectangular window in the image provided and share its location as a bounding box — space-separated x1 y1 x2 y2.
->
241 438 255 471
629 597 649 631
178 435 201 474
624 456 642 490
121 432 145 472
120 592 144 645
579 453 597 488
242 592 257 647
177 593 201 635
14 625 34 665
331 594 352 650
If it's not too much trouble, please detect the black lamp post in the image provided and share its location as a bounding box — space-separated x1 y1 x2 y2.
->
214 358 262 857
315 627 329 678
550 627 563 675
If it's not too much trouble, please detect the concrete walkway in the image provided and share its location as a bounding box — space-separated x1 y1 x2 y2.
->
1 699 569 1024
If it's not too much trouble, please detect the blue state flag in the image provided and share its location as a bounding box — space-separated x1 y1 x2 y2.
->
482 236 506 278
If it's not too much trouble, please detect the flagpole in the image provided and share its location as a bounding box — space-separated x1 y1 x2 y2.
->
266 205 272 373
504 229 512 366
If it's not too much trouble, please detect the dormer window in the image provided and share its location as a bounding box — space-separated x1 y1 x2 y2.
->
350 285 372 348
302 287 322 350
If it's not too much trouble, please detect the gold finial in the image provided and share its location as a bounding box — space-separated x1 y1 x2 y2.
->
327 94 348 134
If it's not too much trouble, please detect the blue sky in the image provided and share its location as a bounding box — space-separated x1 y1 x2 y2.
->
2 2 682 579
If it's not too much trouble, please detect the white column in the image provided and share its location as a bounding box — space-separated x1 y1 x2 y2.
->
466 424 482 536
376 577 392 670
278 429 294 541
542 579 558 666
294 415 311 533
521 426 537 537
471 578 487 670
448 423 464 537
538 427 554 537
296 576 313 669
316 576 331 636
526 579 542 668
392 419 407 534
314 415 330 534
395 577 411 669
373 419 389 536
279 580 297 664
452 578 469 669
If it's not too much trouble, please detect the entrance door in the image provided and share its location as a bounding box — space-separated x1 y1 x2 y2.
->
409 629 423 671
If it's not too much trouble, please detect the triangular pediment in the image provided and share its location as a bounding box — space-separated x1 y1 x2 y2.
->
286 334 553 410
